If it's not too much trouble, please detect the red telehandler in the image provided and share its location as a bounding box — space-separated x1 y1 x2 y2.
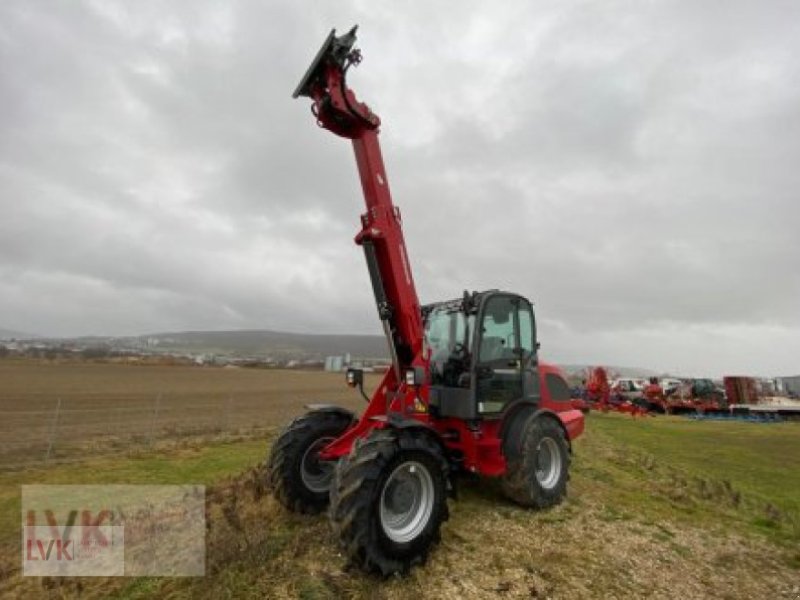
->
267 27 585 575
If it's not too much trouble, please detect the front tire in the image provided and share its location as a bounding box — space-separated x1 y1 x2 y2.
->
267 409 353 514
329 428 449 576
501 415 570 508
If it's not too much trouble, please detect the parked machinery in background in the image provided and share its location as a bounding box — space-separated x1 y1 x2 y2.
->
670 378 727 413
583 367 648 416
724 376 759 405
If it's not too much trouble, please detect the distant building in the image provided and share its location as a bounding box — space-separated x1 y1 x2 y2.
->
325 356 345 372
778 375 800 396
324 353 389 372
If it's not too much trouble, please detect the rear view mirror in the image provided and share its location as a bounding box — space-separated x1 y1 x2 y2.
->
346 368 364 388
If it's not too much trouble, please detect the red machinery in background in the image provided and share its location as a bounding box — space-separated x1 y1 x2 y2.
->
266 27 584 575
666 379 726 413
585 366 611 406
583 366 648 416
724 376 759 405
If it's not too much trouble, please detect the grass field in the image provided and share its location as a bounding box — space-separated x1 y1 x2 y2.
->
1 362 799 598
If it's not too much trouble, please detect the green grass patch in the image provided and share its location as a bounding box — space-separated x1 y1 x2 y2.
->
587 414 800 511
0 438 267 548
574 413 800 545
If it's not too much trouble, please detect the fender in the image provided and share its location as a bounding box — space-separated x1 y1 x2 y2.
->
500 402 573 456
379 413 443 444
375 413 457 498
304 404 357 423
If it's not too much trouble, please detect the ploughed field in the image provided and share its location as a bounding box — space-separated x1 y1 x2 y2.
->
0 360 798 598
0 360 376 467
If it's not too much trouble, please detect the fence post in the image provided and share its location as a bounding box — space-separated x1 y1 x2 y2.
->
148 393 162 446
44 398 62 464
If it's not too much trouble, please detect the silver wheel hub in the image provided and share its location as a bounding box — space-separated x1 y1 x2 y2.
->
300 437 334 493
535 437 562 490
379 461 434 543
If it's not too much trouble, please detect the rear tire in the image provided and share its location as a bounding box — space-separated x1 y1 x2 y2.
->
501 415 570 508
329 428 449 576
267 409 353 514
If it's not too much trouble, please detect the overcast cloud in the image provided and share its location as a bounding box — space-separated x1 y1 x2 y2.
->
1 1 799 376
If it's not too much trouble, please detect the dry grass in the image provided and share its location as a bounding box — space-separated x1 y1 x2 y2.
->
8 458 796 599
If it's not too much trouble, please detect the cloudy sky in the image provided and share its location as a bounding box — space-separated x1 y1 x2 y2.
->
1 1 799 376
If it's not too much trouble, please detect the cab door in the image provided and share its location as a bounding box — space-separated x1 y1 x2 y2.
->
517 298 539 401
475 294 530 415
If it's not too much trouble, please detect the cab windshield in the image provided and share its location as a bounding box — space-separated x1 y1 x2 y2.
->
424 305 474 387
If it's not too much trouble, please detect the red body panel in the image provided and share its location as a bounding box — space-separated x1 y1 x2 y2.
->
538 363 585 441
320 362 582 477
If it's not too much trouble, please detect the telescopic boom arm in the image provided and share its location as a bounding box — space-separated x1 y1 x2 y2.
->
293 26 424 380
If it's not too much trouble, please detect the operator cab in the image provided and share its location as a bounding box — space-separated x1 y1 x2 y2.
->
423 290 539 419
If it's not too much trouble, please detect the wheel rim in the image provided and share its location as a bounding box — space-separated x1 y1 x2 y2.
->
300 437 335 493
535 437 562 490
379 461 434 543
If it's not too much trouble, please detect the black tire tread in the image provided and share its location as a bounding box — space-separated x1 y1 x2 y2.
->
267 410 353 514
329 428 449 576
501 415 570 508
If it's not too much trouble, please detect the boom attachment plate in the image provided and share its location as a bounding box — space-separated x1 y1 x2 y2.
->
292 26 359 99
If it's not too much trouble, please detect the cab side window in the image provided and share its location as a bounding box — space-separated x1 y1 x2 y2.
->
546 373 571 402
479 296 517 363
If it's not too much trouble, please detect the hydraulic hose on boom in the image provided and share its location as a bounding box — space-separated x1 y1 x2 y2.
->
293 26 423 383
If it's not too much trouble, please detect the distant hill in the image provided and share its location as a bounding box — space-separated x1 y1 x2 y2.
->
137 330 389 360
132 333 664 372
0 328 38 340
12 327 665 374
